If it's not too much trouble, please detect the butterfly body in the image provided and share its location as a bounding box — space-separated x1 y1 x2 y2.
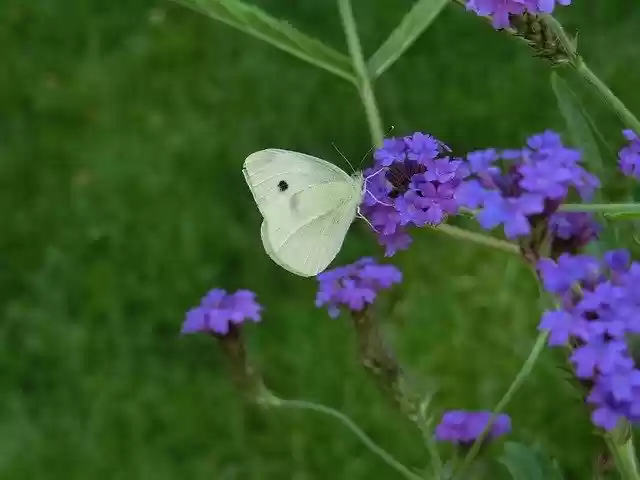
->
243 148 364 277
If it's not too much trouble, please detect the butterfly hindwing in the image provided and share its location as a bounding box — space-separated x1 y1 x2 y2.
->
260 184 361 276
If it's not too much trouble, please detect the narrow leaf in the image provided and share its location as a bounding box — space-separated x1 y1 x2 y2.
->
551 72 604 179
367 0 449 79
499 442 564 480
173 0 356 83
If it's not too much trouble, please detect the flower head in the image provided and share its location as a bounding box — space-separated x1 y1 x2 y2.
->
435 410 511 444
538 250 640 430
361 132 467 256
466 0 572 28
182 288 262 335
315 258 402 318
458 131 599 240
619 130 640 180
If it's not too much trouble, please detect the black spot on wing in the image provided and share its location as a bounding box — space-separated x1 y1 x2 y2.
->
278 180 288 191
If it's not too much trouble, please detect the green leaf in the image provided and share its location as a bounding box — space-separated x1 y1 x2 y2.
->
499 442 564 480
173 0 356 83
367 0 449 79
550 72 604 183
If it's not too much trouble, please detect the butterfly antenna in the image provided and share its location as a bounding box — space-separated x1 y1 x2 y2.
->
332 142 356 174
356 125 396 168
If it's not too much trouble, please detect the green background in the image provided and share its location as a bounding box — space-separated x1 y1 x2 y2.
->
2 1 639 478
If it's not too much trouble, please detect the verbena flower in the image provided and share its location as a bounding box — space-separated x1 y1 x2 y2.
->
549 212 600 256
537 251 640 430
466 0 572 29
182 288 262 335
457 130 599 240
362 132 468 256
618 129 640 180
435 410 512 444
315 258 402 318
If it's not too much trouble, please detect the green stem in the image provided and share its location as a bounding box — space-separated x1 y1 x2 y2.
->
541 13 640 133
262 395 423 480
454 331 549 480
606 433 640 480
337 0 385 147
431 224 520 255
560 203 640 214
574 60 640 134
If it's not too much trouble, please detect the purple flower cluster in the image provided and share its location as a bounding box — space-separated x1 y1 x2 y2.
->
361 133 468 255
182 288 262 335
538 250 640 430
466 0 572 28
435 410 512 445
456 131 600 239
619 130 640 180
315 258 402 318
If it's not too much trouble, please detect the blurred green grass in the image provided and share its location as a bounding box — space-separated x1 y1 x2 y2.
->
2 0 640 478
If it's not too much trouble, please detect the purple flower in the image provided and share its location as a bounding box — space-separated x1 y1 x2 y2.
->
538 251 640 430
374 137 407 167
605 249 631 273
182 289 262 335
361 132 465 256
549 212 599 242
539 310 589 346
571 340 632 378
315 258 402 318
467 148 499 174
618 129 640 179
406 132 440 165
459 131 600 241
476 191 544 238
435 410 511 444
537 254 599 295
466 0 572 28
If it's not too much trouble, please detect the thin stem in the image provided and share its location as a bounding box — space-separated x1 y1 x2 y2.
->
264 396 424 480
575 61 640 134
337 0 385 147
420 419 444 478
454 331 549 479
606 433 640 480
431 224 520 254
560 203 640 214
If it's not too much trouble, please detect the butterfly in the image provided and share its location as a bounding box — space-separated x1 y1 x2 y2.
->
243 148 365 277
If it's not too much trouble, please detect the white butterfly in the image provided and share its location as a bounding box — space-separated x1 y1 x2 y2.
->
243 148 365 277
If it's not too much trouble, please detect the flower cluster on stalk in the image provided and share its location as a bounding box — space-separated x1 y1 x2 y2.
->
538 250 640 430
182 288 262 335
466 0 572 28
456 131 600 243
315 257 402 318
435 410 512 445
361 133 468 256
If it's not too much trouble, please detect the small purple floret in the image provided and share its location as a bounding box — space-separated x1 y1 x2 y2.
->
618 130 640 180
182 288 262 335
315 258 402 318
466 0 572 28
435 410 511 444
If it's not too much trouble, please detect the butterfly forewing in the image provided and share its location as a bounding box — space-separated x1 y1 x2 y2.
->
243 149 350 217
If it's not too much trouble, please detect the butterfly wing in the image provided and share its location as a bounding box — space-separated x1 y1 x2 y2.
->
260 182 362 276
243 149 351 218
